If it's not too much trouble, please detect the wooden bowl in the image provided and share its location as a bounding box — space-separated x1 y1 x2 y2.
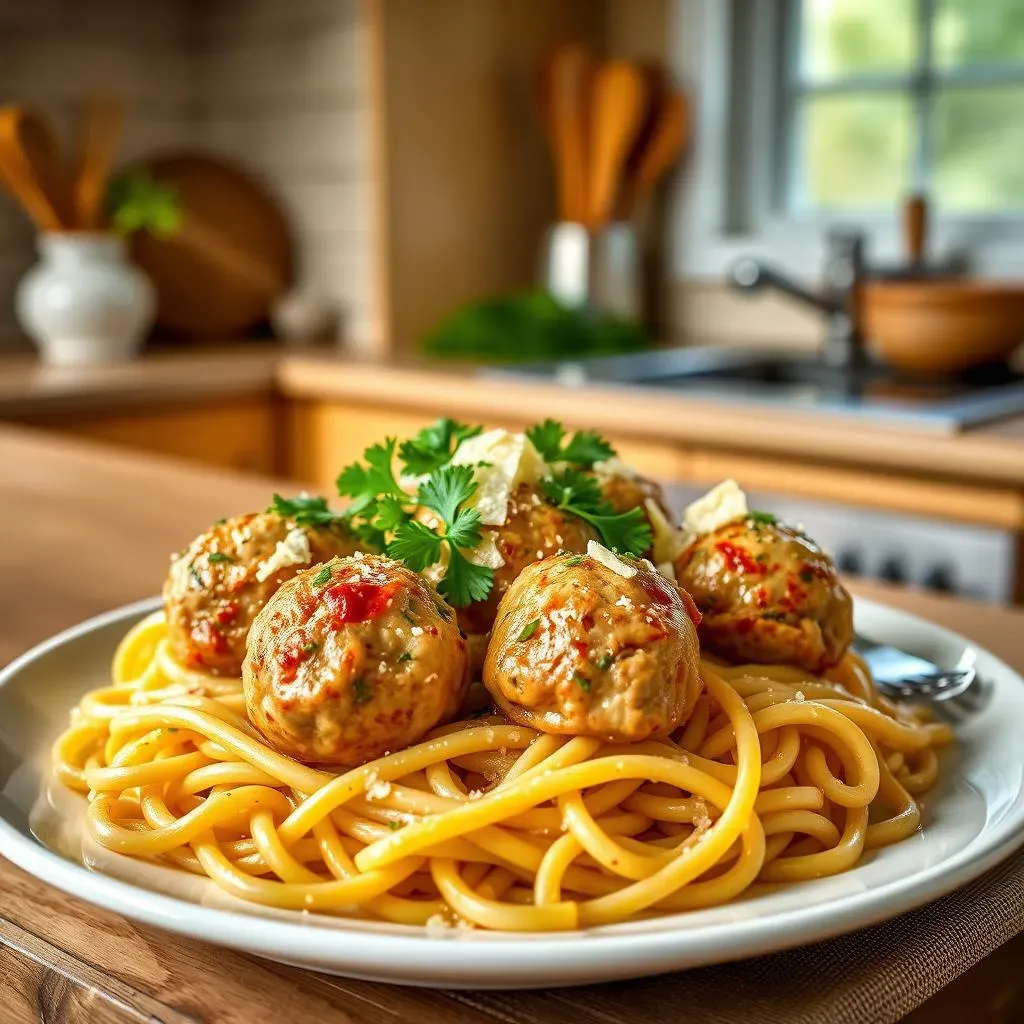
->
861 280 1024 375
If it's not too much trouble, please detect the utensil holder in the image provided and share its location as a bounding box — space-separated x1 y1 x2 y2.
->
541 222 641 321
15 233 155 366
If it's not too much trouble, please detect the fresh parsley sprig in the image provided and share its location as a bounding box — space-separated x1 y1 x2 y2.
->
526 419 615 468
541 468 652 555
268 493 343 527
398 419 482 476
386 464 493 607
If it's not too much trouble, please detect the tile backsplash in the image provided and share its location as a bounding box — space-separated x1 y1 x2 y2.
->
0 0 375 353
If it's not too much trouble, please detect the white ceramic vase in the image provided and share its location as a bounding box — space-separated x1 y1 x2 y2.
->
15 233 156 366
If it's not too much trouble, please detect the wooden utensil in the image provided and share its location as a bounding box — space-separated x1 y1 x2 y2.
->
541 43 593 223
586 60 648 227
0 105 69 231
126 152 293 339
616 63 666 218
903 193 928 267
72 96 123 230
620 90 690 215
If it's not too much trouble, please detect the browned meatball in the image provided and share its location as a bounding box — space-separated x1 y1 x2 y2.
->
483 549 703 741
243 555 468 766
674 517 853 673
164 512 360 676
419 482 595 636
593 466 672 559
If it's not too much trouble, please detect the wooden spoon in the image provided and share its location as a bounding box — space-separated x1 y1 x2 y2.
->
72 96 123 230
619 90 690 215
0 106 68 231
586 60 648 228
541 43 593 223
903 193 928 267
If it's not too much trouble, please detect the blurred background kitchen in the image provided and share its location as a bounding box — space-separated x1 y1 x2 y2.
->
2 0 1024 605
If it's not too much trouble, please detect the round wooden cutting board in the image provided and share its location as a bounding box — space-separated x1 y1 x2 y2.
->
128 152 293 339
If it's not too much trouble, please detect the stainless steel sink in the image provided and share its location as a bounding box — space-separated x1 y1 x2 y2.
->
485 346 1024 433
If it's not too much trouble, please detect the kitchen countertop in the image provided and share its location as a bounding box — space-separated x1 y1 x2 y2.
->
2 422 1024 1023
2 345 1024 486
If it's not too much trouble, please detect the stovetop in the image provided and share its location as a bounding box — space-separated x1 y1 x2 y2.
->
487 347 1024 432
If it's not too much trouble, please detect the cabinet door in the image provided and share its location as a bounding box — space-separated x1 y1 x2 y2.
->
285 400 691 491
28 400 278 474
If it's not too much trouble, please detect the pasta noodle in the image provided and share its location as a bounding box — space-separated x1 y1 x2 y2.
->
52 610 953 932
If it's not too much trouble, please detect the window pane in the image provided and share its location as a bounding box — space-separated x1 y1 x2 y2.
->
934 86 1024 210
800 0 916 79
934 0 1024 68
794 93 913 209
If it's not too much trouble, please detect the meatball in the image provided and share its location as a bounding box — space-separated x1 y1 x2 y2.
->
243 555 468 766
420 481 595 636
674 517 853 673
593 464 673 560
164 512 360 676
483 548 703 741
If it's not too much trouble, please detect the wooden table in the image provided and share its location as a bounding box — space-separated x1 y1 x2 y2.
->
2 424 1024 1024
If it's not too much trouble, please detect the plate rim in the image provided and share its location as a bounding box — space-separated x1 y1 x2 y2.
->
2 596 1024 987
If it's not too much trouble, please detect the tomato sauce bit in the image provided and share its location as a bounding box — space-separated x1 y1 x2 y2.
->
323 577 404 626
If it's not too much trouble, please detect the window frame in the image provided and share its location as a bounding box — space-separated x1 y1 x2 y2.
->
669 0 1024 282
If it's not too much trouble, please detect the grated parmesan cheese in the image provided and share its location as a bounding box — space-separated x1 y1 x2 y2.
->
255 528 311 582
450 429 549 526
681 479 749 538
587 540 637 579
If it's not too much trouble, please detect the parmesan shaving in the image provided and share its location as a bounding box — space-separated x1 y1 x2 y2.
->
591 456 638 481
681 479 748 538
645 498 690 565
255 528 311 582
451 429 549 526
587 540 637 579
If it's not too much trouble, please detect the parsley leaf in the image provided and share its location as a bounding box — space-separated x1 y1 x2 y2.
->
442 547 493 606
352 678 372 705
207 552 234 564
336 439 405 518
398 419 483 476
385 464 493 607
540 469 652 555
516 618 541 642
417 464 477 526
268 493 342 527
526 419 615 468
312 565 333 587
749 511 777 525
388 520 444 571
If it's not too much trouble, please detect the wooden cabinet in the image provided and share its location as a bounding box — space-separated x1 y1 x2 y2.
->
16 399 280 475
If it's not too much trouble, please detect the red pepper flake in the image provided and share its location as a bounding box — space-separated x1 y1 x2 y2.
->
715 541 765 576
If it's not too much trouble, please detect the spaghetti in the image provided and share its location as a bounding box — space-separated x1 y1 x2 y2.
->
52 609 952 932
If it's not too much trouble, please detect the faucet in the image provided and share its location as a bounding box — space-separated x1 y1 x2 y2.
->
729 229 866 370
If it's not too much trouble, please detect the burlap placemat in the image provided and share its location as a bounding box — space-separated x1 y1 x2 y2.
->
453 845 1024 1024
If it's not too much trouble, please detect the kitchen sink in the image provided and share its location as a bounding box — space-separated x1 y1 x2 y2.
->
486 346 1024 432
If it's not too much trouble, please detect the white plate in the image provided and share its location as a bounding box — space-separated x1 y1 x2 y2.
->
2 597 1023 989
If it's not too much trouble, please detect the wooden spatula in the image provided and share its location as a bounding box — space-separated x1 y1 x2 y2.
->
0 105 68 231
621 90 690 218
72 96 122 229
541 43 593 223
586 60 648 228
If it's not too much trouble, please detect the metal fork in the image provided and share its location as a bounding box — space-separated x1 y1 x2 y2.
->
853 634 989 717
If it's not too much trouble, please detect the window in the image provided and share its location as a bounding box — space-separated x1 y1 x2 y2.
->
784 0 1024 213
670 0 1024 278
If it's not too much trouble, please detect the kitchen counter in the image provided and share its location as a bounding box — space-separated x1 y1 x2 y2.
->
2 345 1023 486
2 422 1024 1023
